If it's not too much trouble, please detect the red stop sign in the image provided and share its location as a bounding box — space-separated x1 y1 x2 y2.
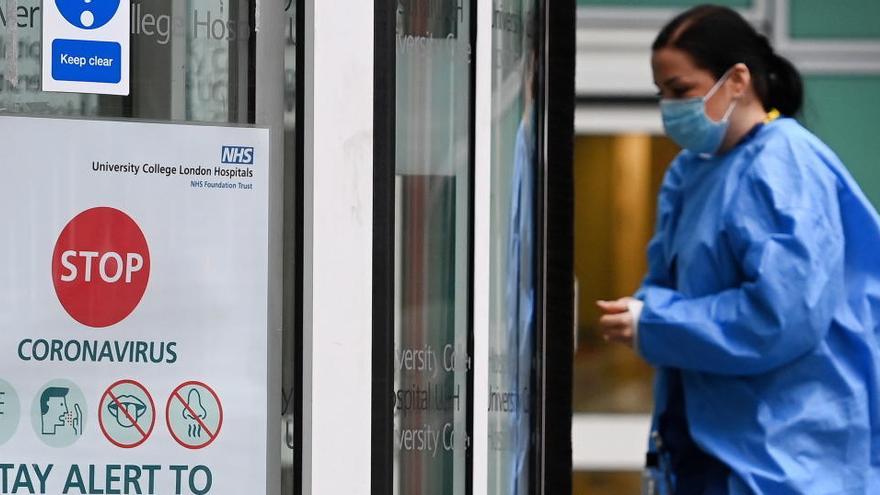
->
52 207 150 328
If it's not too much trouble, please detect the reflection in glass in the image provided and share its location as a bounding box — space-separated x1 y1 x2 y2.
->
394 1 473 493
0 0 254 124
489 1 539 493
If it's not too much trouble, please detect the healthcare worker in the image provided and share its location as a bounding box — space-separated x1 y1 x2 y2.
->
597 5 880 494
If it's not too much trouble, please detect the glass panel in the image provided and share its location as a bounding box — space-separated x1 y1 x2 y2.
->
488 0 539 493
394 1 473 493
1 2 296 492
0 0 254 123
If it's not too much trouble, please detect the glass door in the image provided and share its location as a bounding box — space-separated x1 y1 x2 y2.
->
393 1 476 493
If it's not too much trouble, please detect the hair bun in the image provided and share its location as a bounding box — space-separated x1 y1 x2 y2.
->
765 53 803 116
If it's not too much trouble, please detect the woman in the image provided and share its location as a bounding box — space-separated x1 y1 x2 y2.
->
597 5 880 494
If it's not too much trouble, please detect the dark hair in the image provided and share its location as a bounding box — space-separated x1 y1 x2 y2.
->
40 386 69 414
652 5 803 116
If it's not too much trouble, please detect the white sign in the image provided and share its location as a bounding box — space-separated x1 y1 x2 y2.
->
0 115 269 495
42 0 131 95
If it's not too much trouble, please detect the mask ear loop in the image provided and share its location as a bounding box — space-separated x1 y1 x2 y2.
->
703 67 735 102
703 67 738 123
721 99 738 121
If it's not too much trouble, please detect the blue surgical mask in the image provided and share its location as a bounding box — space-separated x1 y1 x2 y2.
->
660 69 737 155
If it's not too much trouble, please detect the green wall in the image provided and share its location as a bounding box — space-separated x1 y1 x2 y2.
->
801 75 880 208
790 0 880 39
577 0 750 7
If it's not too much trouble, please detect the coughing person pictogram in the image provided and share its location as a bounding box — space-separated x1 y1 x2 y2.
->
31 379 87 448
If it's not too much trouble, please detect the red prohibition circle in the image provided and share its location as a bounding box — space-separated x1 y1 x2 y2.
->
98 379 156 449
165 381 223 450
51 207 151 328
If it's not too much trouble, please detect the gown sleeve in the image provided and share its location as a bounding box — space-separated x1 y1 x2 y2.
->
636 150 845 376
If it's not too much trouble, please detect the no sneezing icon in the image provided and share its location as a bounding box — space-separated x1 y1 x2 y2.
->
166 382 223 450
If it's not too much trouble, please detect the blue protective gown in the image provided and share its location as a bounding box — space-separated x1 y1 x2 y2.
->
636 118 880 494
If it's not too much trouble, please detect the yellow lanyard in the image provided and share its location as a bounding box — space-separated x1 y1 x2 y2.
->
765 108 781 124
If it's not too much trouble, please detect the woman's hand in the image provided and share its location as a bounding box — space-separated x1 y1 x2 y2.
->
597 297 637 347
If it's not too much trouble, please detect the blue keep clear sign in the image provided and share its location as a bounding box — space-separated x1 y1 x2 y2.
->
42 0 130 95
53 40 122 83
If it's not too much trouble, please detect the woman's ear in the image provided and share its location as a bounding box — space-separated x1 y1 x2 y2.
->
729 62 752 99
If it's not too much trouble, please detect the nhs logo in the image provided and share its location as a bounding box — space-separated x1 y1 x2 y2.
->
221 146 255 165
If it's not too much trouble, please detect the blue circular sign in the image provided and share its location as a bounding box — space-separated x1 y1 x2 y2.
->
55 0 120 30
